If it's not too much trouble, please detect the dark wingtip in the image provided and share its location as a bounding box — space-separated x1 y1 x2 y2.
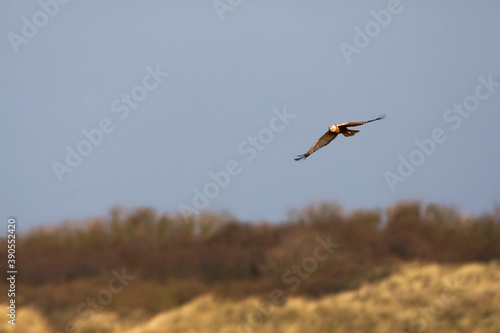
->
377 114 387 120
294 154 307 161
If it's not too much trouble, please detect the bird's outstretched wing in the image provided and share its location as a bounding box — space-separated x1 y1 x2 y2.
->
337 114 386 128
295 131 338 161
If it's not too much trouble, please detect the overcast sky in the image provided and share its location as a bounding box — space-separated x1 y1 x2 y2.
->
1 1 500 232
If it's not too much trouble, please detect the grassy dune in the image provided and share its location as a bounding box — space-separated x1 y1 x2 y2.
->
1 202 499 332
2 261 499 333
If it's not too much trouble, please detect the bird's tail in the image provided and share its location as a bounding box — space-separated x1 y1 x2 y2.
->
342 129 359 137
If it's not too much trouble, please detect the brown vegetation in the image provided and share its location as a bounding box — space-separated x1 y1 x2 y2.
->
0 201 499 332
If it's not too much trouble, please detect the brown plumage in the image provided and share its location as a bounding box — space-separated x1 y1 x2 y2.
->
295 114 386 161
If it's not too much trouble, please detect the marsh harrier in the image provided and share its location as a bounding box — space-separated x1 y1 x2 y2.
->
295 115 386 161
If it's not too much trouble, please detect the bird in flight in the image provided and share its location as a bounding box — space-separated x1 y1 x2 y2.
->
295 114 386 161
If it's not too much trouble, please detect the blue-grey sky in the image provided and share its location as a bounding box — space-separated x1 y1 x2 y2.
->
1 1 500 232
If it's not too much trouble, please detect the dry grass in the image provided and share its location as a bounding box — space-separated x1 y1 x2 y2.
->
3 261 499 333
1 202 498 332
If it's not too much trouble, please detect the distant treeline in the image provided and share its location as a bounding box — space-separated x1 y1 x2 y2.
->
3 201 499 297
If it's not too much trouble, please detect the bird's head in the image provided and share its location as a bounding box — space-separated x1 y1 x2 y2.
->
329 124 338 133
